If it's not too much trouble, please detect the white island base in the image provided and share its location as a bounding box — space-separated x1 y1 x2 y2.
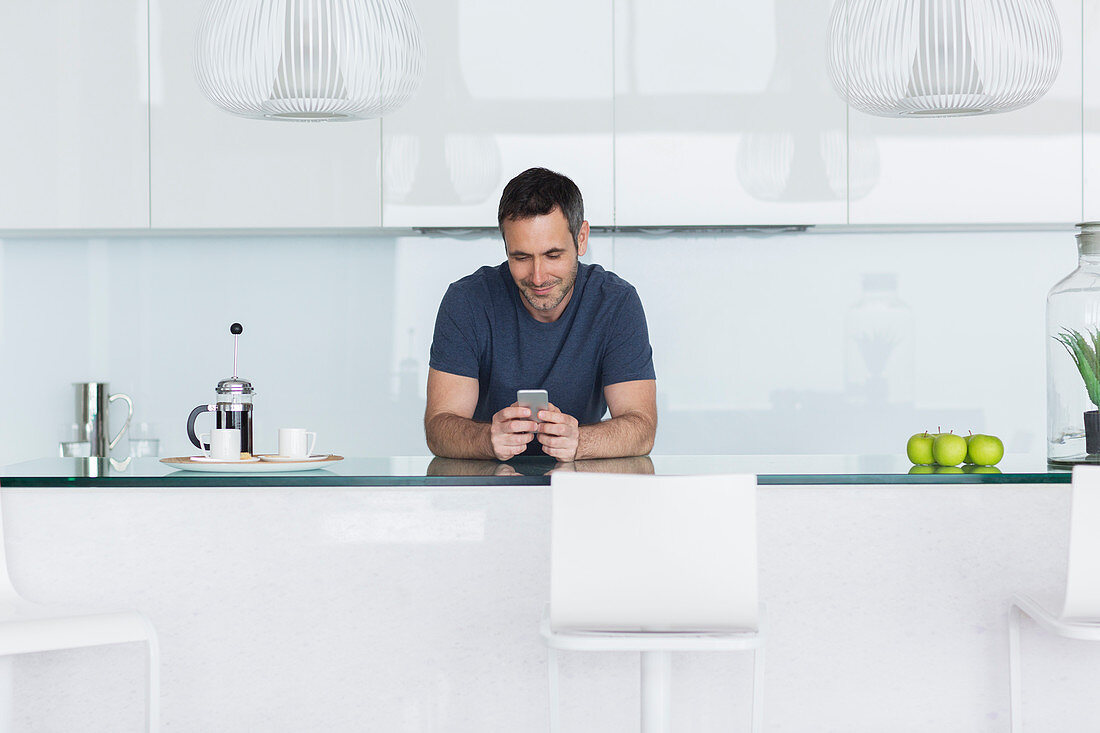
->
0 483 1093 732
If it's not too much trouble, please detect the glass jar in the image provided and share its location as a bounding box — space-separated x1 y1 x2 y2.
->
1047 223 1100 464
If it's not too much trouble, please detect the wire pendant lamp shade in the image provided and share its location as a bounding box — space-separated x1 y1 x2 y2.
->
194 0 424 121
827 0 1061 118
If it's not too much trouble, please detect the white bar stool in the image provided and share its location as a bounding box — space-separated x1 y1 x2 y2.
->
0 488 160 731
542 473 764 733
1009 465 1100 733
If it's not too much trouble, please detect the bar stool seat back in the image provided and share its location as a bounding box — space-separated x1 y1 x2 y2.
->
543 472 763 733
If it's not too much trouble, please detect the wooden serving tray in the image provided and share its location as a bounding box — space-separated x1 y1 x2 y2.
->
161 456 344 473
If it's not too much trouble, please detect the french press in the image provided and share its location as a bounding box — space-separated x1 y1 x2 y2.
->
187 323 255 456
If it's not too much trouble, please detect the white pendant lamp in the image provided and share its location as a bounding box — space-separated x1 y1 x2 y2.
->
827 0 1061 118
194 0 424 122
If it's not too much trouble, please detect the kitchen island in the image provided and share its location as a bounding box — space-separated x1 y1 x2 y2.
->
0 456 1092 732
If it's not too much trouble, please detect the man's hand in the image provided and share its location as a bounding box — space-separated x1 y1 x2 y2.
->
536 402 581 462
490 402 537 461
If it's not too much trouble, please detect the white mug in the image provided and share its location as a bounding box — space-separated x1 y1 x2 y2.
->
199 428 242 461
278 428 317 459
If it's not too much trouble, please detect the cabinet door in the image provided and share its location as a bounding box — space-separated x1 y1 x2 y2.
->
614 0 848 226
149 0 381 228
381 0 614 227
0 0 149 229
1086 1 1100 221
848 0 1081 225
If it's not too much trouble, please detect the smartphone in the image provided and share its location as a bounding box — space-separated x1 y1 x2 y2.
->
517 389 549 424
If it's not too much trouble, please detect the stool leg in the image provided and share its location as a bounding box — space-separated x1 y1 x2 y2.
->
0 656 12 732
751 645 765 733
548 646 560 733
640 651 671 733
146 634 161 732
1009 606 1022 733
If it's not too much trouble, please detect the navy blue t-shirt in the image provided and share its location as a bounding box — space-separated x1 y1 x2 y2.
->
429 261 655 453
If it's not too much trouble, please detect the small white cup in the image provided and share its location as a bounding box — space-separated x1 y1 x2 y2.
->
278 428 317 459
199 428 242 461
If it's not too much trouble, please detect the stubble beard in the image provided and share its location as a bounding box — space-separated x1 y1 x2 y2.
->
520 259 578 313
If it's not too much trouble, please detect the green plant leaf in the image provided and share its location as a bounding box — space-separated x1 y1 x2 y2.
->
1090 329 1100 376
1056 328 1100 408
1076 330 1099 378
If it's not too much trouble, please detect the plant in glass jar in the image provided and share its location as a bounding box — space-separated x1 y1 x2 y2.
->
1054 327 1100 453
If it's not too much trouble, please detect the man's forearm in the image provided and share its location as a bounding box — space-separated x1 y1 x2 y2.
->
576 411 656 460
425 413 494 459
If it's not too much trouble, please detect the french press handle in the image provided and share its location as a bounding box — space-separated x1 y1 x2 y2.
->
187 404 215 451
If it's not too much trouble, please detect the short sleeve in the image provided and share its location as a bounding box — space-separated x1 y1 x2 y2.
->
601 287 656 387
429 285 482 379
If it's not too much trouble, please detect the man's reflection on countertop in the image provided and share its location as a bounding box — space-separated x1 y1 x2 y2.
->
426 455 655 477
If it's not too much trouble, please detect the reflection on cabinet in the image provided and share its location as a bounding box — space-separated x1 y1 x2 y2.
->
149 0 381 228
614 0 848 226
847 0 1081 225
381 0 614 227
0 0 149 229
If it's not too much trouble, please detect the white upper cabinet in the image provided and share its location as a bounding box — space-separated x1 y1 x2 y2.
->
381 0 614 228
0 0 1088 231
614 0 848 226
149 0 381 229
1085 2 1100 222
848 0 1082 225
0 0 149 229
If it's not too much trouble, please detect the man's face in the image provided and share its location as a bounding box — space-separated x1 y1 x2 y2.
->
502 208 589 323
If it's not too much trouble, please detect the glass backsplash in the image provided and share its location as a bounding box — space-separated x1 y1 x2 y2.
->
0 227 1076 465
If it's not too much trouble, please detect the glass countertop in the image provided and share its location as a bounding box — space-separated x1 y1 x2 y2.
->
0 454 1071 488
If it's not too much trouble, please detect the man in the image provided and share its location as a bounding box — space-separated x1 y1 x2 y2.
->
424 167 657 462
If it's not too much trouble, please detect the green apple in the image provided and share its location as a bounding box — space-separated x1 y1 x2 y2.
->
963 434 975 464
906 432 935 465
935 465 965 474
932 433 968 466
908 465 936 475
966 434 1004 466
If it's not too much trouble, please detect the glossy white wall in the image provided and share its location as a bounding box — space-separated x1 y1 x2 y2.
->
614 0 848 226
0 227 1076 466
846 0 1083 225
381 0 614 227
0 0 149 229
148 0 382 228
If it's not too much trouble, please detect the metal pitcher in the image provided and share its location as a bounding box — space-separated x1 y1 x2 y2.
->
74 382 134 457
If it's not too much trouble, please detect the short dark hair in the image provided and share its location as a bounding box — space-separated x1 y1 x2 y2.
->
497 167 585 247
